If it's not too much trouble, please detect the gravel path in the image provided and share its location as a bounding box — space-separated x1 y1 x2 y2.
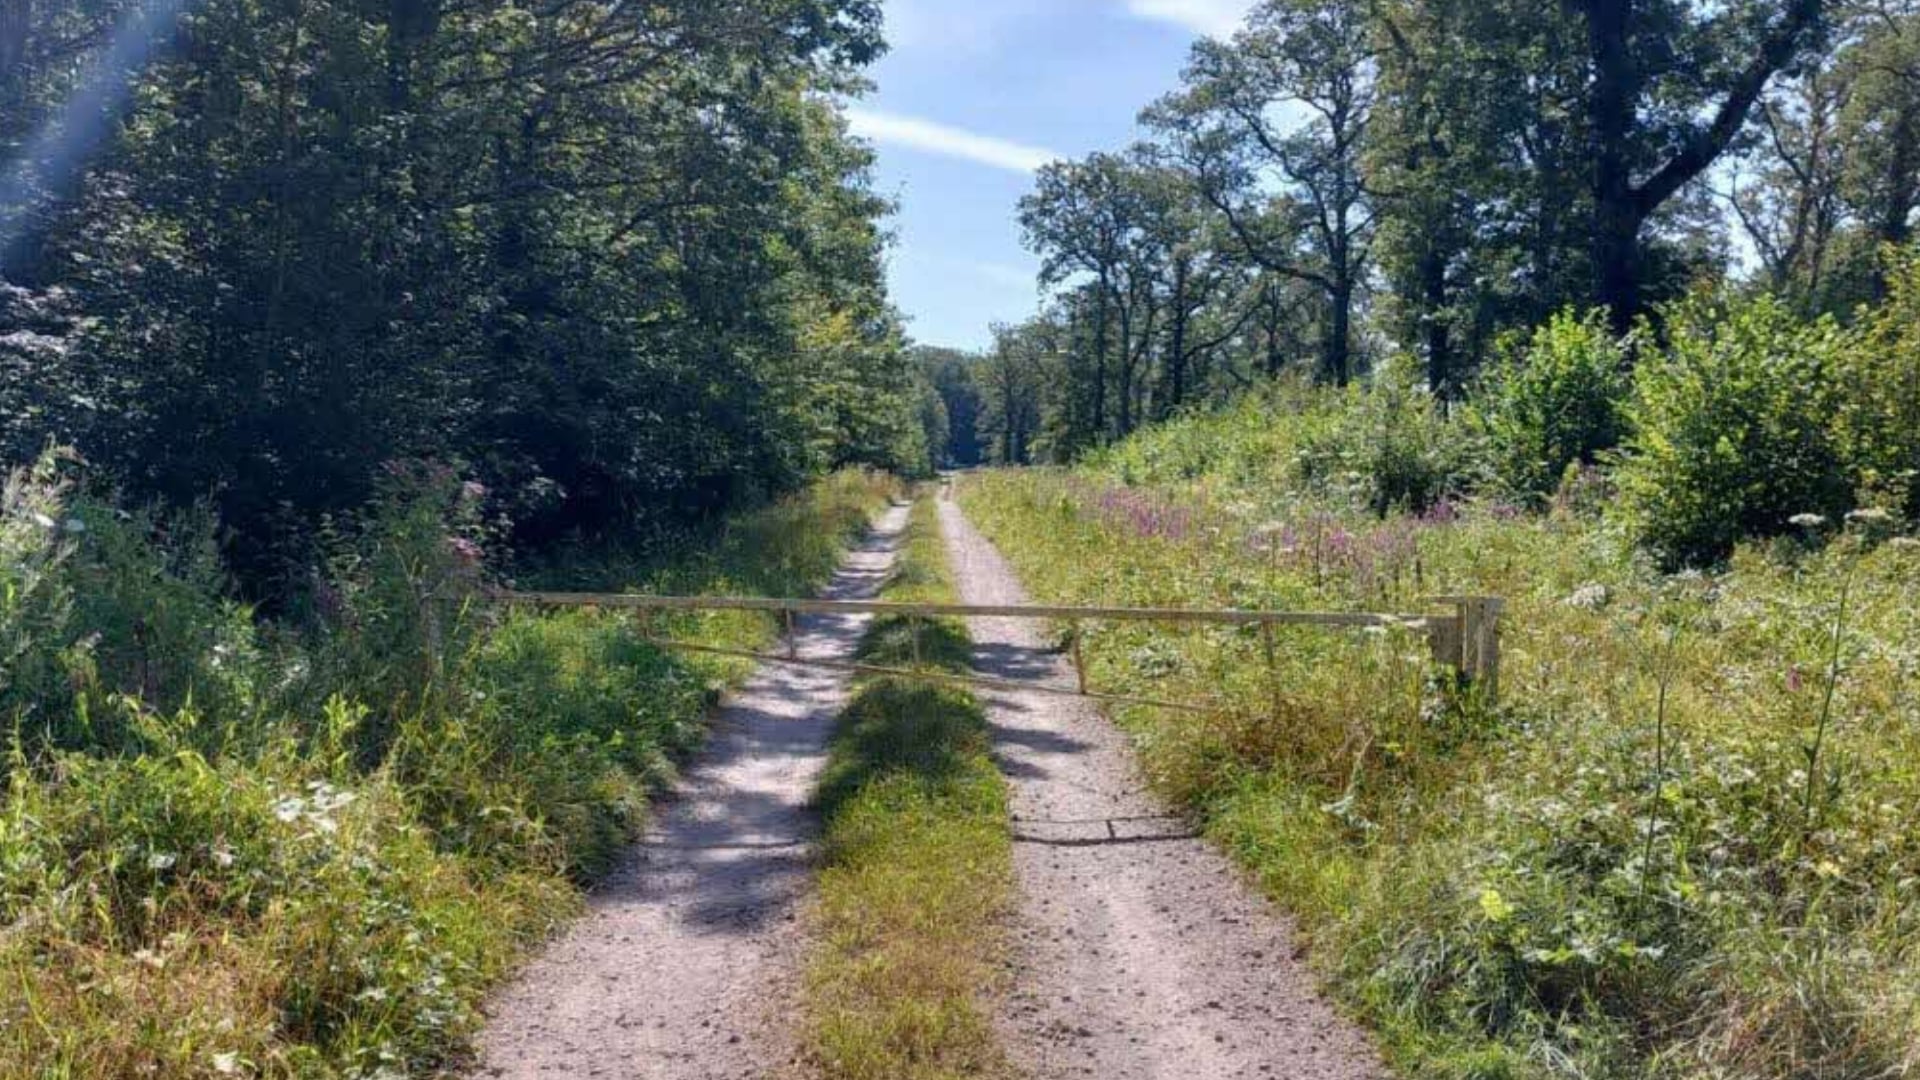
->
937 494 1386 1080
469 503 912 1080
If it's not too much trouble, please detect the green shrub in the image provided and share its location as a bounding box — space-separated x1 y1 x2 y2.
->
2 453 267 753
0 451 78 736
306 461 491 764
1475 310 1633 500
0 459 896 1077
1295 366 1486 516
1835 249 1920 520
1617 295 1855 567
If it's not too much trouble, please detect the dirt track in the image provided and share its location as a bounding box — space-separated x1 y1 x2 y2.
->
469 503 911 1080
937 494 1386 1080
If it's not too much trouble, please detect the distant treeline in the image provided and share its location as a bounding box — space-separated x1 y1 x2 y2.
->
941 0 1920 464
0 0 922 593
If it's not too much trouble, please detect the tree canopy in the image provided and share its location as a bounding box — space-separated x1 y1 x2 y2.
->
1 0 919 590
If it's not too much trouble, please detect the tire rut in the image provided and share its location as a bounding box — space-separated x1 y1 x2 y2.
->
936 494 1386 1080
469 503 913 1080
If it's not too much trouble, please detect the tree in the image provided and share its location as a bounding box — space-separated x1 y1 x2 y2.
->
1572 0 1831 328
1146 0 1375 385
1020 153 1141 448
976 321 1054 466
916 346 985 467
0 0 913 592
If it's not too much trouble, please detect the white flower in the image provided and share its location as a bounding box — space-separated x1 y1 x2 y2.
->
1566 583 1610 611
147 852 176 872
272 797 306 823
211 1052 240 1075
210 846 236 868
29 512 55 529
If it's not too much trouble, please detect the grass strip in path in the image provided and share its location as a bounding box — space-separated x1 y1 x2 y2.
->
801 497 1017 1080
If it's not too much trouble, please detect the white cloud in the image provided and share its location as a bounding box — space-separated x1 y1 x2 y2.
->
1124 0 1255 37
884 0 1036 53
846 107 1060 174
963 260 1038 291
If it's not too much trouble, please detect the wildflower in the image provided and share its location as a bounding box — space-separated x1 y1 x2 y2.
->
1786 665 1804 694
1566 583 1610 611
272 796 306 823
460 480 488 503
147 852 177 872
29 512 55 529
1789 513 1827 529
211 1053 240 1076
446 536 484 566
211 845 236 868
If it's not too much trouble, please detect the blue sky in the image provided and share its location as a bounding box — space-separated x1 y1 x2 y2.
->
853 1 1256 351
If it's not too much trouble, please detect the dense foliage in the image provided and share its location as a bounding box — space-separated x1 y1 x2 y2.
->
0 457 895 1075
954 0 1920 462
1 0 921 591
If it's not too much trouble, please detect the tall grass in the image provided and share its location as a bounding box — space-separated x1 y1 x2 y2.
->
801 497 1015 1080
0 455 898 1078
959 408 1919 1079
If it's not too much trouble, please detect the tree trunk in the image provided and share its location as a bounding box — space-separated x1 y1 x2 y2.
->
1326 275 1353 386
1090 276 1110 443
1259 285 1278 377
1581 0 1823 327
1874 98 1920 297
1116 294 1135 436
1164 258 1190 418
1420 246 1454 397
1587 0 1643 333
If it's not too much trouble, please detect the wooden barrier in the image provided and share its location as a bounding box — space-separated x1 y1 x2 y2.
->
470 589 1504 708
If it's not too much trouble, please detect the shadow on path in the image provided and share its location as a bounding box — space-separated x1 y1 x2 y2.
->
471 503 912 1080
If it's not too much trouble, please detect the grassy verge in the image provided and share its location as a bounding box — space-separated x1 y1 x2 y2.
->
801 496 1016 1080
0 463 897 1078
957 453 1919 1080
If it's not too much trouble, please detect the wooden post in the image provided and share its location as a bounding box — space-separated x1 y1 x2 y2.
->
1427 606 1464 674
784 608 798 661
1070 620 1089 696
1459 597 1504 703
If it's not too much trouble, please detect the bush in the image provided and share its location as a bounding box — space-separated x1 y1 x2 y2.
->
0 455 896 1076
1834 249 1920 520
2 453 266 753
1617 295 1855 568
1475 310 1633 500
1295 366 1486 516
1 452 78 737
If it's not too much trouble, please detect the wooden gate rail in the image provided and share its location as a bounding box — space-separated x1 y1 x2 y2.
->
468 590 1504 707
